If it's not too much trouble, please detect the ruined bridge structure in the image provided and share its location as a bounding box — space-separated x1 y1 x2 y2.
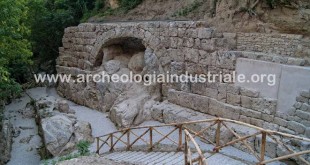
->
57 21 310 163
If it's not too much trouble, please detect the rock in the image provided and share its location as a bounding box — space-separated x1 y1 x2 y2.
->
12 127 21 138
109 83 160 127
42 115 75 156
104 60 121 75
26 147 33 152
114 55 131 68
40 111 93 157
128 52 145 73
103 45 123 62
58 100 70 113
19 135 33 144
74 121 93 143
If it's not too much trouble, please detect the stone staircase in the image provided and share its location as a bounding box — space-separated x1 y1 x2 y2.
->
102 151 248 165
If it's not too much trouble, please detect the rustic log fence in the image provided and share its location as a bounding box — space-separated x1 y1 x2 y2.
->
96 118 310 165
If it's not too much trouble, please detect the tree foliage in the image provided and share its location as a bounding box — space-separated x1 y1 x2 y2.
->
28 0 95 73
0 0 32 101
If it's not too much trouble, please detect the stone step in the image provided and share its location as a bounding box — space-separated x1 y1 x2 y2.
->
103 151 253 165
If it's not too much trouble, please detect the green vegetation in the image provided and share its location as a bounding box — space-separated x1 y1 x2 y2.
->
42 140 91 165
119 0 143 12
76 140 91 156
0 0 31 102
82 0 143 21
172 0 203 17
0 0 96 104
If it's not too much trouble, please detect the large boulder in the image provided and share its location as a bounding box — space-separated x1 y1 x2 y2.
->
42 115 75 156
128 52 145 73
109 83 160 127
41 114 93 156
103 60 121 75
114 54 131 68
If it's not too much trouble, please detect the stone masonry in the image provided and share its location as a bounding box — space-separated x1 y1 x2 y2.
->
57 21 310 140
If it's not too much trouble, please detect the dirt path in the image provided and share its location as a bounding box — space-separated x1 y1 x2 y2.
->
4 88 47 165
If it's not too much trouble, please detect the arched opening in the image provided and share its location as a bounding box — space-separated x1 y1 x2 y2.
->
94 37 146 73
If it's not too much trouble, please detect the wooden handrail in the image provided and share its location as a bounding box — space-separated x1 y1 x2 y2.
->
184 129 207 165
96 117 310 164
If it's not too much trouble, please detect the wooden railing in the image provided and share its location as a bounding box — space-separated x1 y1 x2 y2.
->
184 129 207 165
96 118 310 165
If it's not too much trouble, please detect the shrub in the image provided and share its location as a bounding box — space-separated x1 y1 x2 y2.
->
119 0 143 12
76 140 91 156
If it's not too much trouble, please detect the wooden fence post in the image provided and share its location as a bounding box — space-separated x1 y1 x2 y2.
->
260 131 267 164
127 130 130 151
184 134 189 165
96 137 99 154
178 125 183 151
110 134 114 152
215 120 221 152
149 127 153 151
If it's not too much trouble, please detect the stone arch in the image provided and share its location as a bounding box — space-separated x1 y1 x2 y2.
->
93 37 146 69
90 28 162 68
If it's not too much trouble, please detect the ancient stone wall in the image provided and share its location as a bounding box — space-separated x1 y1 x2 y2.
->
57 21 310 138
236 33 304 57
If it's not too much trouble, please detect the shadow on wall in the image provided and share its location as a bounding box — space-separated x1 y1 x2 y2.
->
94 37 146 70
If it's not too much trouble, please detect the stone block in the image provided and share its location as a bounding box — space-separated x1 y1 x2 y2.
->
301 103 310 112
205 88 218 99
198 28 213 39
294 102 302 108
226 84 240 94
296 110 310 120
305 128 310 138
184 48 199 63
208 99 226 117
224 104 241 120
301 90 310 98
274 117 287 127
240 108 261 119
301 120 310 127
217 92 227 102
218 83 227 93
239 115 251 123
191 94 209 113
263 122 279 131
191 82 207 96
279 126 296 135
262 114 274 122
296 96 308 103
241 96 252 109
227 93 241 106
170 62 185 75
250 118 264 127
240 88 259 98
287 121 306 134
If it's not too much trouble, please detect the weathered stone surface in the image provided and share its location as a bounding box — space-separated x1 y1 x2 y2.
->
104 60 121 74
287 121 306 134
240 88 259 98
227 93 241 106
128 52 145 73
274 117 287 127
109 83 160 127
205 88 218 98
42 115 75 156
57 100 70 113
240 96 252 109
103 45 123 62
114 55 131 68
